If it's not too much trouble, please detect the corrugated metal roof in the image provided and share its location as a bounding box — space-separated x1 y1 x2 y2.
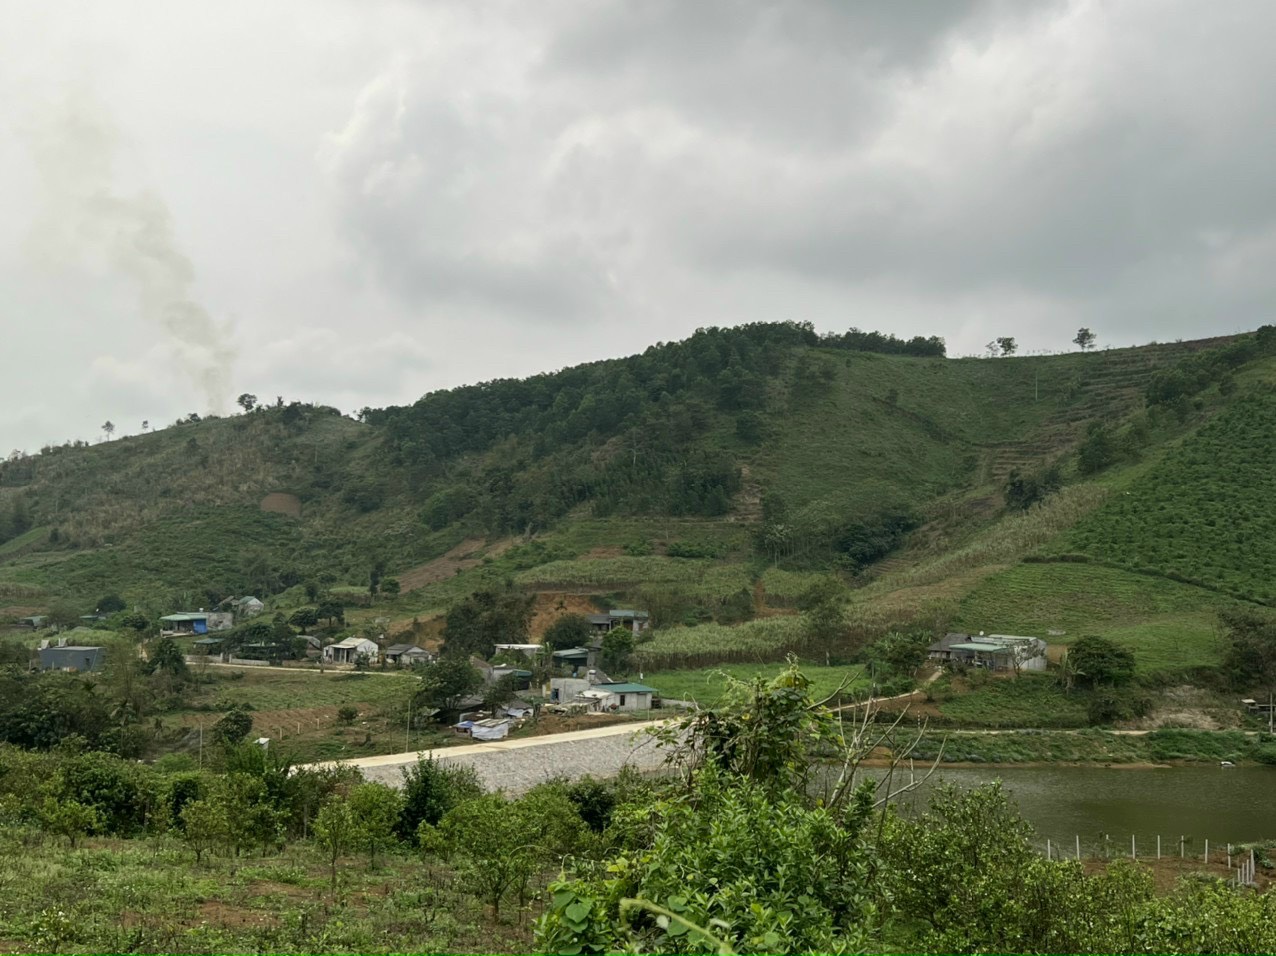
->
596 682 657 693
949 642 1008 652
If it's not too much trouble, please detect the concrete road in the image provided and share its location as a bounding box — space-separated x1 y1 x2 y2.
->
307 718 674 793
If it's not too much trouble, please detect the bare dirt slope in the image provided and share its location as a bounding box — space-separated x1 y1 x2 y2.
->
396 537 515 592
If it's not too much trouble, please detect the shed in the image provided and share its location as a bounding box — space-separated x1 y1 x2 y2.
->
17 615 47 629
192 636 224 655
493 643 542 657
468 718 511 741
39 645 105 673
234 596 265 618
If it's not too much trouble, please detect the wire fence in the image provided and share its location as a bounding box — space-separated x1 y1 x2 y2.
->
1038 834 1262 887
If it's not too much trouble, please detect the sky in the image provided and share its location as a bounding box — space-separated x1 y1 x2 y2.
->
2 0 1274 451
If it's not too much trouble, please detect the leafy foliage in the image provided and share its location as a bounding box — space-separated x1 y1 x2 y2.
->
1066 635 1136 688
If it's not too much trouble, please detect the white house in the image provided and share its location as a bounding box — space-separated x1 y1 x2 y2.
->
576 681 658 712
323 636 379 665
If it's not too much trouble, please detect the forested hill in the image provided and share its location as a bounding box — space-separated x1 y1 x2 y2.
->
0 321 1272 625
366 322 945 532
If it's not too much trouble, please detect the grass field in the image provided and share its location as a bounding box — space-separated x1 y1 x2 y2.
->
931 673 1091 729
643 661 869 706
954 562 1230 673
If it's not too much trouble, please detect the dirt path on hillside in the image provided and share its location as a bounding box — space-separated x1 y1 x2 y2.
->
396 537 516 592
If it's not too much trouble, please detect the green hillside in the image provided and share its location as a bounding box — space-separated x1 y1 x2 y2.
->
2 322 1274 699
1049 386 1276 604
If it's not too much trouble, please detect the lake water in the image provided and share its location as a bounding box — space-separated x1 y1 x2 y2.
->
868 765 1276 852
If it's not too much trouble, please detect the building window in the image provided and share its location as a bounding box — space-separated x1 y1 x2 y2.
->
619 694 627 706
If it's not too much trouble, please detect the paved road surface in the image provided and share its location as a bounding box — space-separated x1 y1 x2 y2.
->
308 718 673 793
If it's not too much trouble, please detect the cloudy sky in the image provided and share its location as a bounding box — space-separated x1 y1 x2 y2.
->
2 0 1272 450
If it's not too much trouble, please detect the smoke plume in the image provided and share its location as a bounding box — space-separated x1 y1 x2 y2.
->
25 93 237 413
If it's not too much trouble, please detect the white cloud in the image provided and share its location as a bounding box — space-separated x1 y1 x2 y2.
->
2 0 1276 451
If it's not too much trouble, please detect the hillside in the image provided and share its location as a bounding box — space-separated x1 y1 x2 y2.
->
2 322 1274 689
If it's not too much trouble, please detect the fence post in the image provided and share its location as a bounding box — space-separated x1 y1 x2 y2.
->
1205 839 1209 865
1157 835 1161 859
1046 838 1051 860
1228 844 1232 868
1131 834 1136 859
1076 835 1081 861
1180 835 1185 859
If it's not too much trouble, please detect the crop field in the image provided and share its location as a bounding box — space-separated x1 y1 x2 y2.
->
955 562 1230 673
633 616 804 669
515 556 752 600
1051 389 1276 604
644 662 868 706
0 836 531 954
758 567 828 605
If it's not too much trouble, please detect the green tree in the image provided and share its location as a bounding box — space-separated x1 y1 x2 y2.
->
314 798 357 892
396 756 483 843
212 706 253 747
431 789 586 919
348 782 403 869
542 613 591 652
148 637 188 680
1073 327 1097 351
482 673 519 714
1077 422 1117 475
97 593 126 614
996 336 1018 356
39 797 99 848
236 393 258 413
600 627 634 674
1066 636 1135 688
380 577 401 598
442 589 535 658
316 601 345 627
179 798 226 864
414 658 483 717
289 607 320 631
1221 609 1276 728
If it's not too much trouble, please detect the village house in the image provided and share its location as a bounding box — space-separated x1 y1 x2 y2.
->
16 615 47 629
547 676 657 711
587 609 651 636
39 644 105 673
929 632 1047 672
383 643 432 667
322 636 379 665
160 611 233 635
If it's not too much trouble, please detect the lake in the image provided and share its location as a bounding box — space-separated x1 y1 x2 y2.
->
869 764 1276 853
